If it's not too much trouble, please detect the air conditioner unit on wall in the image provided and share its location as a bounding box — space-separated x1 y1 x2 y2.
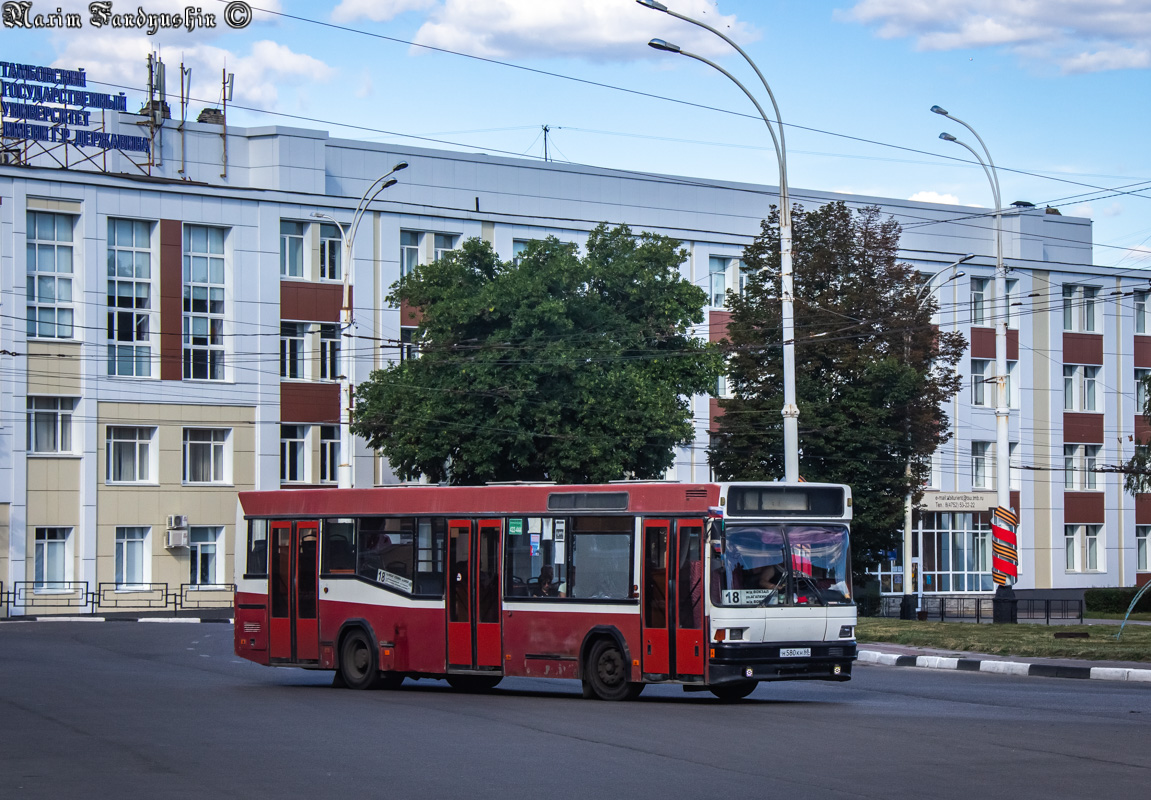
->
166 514 188 530
165 529 189 549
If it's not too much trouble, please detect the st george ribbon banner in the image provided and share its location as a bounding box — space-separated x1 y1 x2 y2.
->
991 506 1019 586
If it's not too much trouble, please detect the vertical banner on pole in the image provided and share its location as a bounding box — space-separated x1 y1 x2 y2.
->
991 506 1019 586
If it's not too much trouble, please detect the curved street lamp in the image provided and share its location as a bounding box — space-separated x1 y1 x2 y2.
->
935 105 1017 600
640 0 800 483
311 160 408 489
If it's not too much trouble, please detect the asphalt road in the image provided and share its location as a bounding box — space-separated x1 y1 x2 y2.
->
1 621 1149 800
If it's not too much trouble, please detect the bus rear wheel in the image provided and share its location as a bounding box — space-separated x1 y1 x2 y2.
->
339 629 381 690
446 675 502 692
585 639 639 701
710 681 757 701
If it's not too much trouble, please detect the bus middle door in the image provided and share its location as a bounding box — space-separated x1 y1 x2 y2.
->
447 519 503 671
268 520 320 663
642 519 706 680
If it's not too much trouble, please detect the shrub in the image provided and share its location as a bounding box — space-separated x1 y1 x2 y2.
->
1084 587 1151 614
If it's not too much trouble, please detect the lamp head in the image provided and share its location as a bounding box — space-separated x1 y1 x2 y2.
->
381 178 398 189
930 105 948 116
960 253 975 264
391 161 409 172
939 132 957 142
636 0 669 10
648 38 681 53
954 271 967 280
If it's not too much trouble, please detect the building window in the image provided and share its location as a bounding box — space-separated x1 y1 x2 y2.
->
1063 285 1099 332
1009 442 1021 491
400 327 417 361
400 230 420 278
107 218 153 377
26 210 75 339
280 220 304 278
280 322 306 380
1138 526 1149 572
115 527 149 588
1136 291 1148 335
320 324 340 380
1137 369 1149 414
106 426 153 483
512 239 530 264
189 527 223 585
34 527 70 588
1065 444 1101 490
920 512 993 592
971 441 992 489
1064 365 1099 411
708 256 729 308
1064 524 1103 572
971 359 991 406
183 428 229 484
27 397 76 454
320 223 342 281
281 424 308 483
433 233 456 262
970 277 989 326
1005 278 1019 329
715 374 731 398
320 425 340 484
183 225 226 380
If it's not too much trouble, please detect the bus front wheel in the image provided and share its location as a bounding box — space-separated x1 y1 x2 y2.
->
339 629 381 690
710 681 757 701
584 639 640 701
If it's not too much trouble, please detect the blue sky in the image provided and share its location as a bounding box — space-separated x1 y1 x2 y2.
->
4 0 1150 268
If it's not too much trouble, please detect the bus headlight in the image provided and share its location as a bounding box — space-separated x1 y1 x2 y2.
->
839 625 854 639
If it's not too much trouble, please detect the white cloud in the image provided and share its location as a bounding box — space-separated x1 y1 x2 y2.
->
332 0 757 61
1104 201 1125 217
333 0 438 23
51 36 334 108
841 0 1151 73
1071 202 1094 218
909 190 961 205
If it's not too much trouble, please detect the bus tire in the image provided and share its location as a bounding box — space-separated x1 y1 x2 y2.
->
446 675 502 692
710 681 757 701
339 628 382 690
585 638 636 701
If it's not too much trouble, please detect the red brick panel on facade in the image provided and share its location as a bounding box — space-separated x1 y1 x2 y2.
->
281 281 345 322
710 398 724 433
1136 415 1151 444
1064 492 1105 524
969 327 1019 361
281 382 340 424
399 299 424 327
1135 336 1151 368
1063 332 1104 365
1136 494 1151 525
1063 412 1104 444
709 310 732 343
159 219 182 380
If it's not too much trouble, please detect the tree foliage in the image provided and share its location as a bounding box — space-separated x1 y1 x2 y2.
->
352 224 723 485
708 202 966 568
1121 373 1151 494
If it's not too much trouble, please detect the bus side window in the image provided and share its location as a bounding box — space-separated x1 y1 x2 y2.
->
247 519 268 576
321 519 356 574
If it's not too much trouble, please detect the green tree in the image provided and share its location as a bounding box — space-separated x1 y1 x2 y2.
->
1121 374 1151 493
352 224 723 485
709 202 966 568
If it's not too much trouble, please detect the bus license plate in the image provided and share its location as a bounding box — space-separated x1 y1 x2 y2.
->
780 648 811 658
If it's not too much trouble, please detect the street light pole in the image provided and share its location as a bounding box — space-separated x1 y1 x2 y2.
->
899 254 973 619
934 106 1019 606
311 161 408 490
639 0 800 482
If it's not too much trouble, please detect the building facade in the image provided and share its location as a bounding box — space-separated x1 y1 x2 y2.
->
1 96 1147 615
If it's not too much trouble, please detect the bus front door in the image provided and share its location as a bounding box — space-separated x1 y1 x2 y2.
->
269 520 320 663
642 519 705 679
447 519 503 671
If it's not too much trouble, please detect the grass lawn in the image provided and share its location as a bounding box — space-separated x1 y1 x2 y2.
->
857 617 1151 663
1084 611 1151 622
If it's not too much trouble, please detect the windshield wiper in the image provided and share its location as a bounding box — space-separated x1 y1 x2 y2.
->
793 573 826 605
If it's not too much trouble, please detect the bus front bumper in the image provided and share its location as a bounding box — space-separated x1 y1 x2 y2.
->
709 641 857 684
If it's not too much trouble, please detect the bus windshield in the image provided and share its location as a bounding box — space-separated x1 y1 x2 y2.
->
712 524 852 607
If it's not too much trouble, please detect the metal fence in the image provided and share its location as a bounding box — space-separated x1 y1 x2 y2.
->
870 595 1083 624
1 581 235 617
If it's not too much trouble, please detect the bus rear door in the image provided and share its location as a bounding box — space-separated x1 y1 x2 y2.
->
268 520 320 663
642 519 705 680
447 519 503 671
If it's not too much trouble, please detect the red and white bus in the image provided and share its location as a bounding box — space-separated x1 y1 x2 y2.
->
234 481 856 700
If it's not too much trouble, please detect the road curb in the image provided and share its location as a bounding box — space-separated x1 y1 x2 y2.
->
858 649 1151 683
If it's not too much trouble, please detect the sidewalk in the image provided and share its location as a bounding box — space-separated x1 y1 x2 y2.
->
858 641 1151 683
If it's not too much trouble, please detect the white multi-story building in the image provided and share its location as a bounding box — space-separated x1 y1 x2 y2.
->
1 67 1147 615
